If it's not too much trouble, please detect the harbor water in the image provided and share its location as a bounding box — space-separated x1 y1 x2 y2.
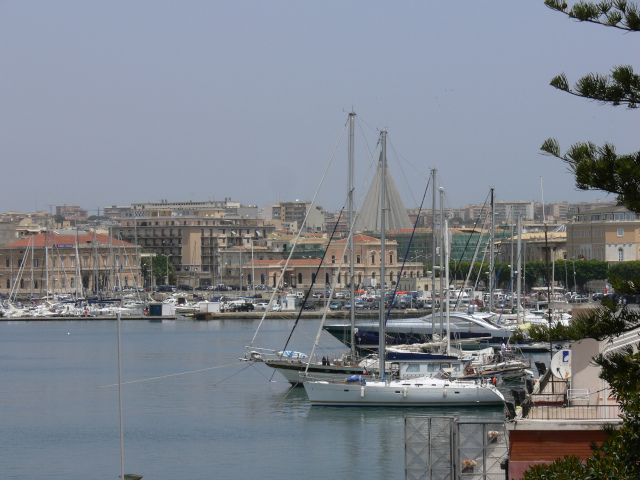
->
2 317 510 480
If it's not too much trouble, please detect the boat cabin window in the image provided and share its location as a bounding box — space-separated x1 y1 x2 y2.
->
406 364 421 373
440 363 451 369
427 364 438 372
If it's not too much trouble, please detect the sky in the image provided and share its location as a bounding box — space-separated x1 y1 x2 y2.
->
1 1 637 215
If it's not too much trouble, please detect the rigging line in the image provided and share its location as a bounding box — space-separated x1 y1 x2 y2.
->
450 190 491 281
211 362 255 387
497 242 524 323
385 172 432 325
386 135 430 182
97 361 246 388
279 203 347 356
248 118 348 348
386 136 422 208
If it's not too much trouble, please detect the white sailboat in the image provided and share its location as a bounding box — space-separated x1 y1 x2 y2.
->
303 131 505 407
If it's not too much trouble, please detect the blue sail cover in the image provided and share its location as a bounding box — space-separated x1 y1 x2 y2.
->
345 375 366 385
278 351 308 359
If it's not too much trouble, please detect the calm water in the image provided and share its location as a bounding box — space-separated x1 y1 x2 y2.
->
2 317 508 480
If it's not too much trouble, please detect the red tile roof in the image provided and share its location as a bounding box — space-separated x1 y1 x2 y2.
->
5 232 135 248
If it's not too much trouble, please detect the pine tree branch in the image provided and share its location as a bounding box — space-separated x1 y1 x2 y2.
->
549 66 640 108
540 139 640 212
545 0 640 31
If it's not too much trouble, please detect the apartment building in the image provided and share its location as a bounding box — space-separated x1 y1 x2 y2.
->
566 204 640 262
0 231 141 295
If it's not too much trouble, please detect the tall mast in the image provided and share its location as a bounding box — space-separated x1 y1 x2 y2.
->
489 187 495 313
348 111 356 359
444 216 451 354
378 131 387 380
30 235 34 298
516 214 523 325
45 231 49 299
430 168 437 340
439 187 444 340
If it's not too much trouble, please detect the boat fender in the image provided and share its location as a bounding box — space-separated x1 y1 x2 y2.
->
403 387 408 398
443 386 447 397
360 386 365 398
492 377 497 386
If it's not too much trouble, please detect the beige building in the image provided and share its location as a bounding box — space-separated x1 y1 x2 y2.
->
0 231 141 296
566 204 640 262
496 231 566 263
115 214 275 287
244 234 423 289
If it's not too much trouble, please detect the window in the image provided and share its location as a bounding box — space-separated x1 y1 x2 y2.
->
618 228 624 237
125 256 129 266
5 259 9 267
84 257 88 267
406 364 421 373
389 253 393 264
34 258 39 267
619 248 624 261
371 253 375 264
331 255 336 264
70 257 75 267
298 273 302 284
356 254 361 264
52 257 56 268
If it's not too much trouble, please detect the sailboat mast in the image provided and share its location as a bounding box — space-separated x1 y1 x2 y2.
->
439 187 444 339
489 187 495 312
430 168 437 340
378 131 387 380
516 214 523 325
444 216 451 355
348 111 356 359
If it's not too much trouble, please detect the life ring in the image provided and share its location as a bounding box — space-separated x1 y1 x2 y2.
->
466 366 474 374
492 377 497 386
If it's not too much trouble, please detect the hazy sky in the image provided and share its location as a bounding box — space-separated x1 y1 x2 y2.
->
1 2 636 215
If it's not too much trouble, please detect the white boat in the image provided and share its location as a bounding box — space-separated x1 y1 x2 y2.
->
304 375 505 407
303 131 505 407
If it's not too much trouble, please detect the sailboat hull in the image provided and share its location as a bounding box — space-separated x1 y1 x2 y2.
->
263 359 369 385
303 378 505 407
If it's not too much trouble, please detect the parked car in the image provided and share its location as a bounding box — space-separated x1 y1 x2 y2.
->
302 302 317 310
227 302 254 312
254 302 269 311
329 302 342 310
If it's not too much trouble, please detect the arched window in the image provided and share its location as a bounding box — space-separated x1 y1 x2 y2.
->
389 253 393 264
261 273 266 285
371 253 375 264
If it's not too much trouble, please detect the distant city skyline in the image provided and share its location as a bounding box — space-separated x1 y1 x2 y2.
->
1 3 633 213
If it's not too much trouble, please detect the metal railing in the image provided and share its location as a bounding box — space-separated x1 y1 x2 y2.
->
521 404 623 421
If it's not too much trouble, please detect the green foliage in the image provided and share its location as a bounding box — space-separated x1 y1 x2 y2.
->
607 261 640 282
525 3 640 478
541 140 640 212
545 0 640 31
140 254 175 284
